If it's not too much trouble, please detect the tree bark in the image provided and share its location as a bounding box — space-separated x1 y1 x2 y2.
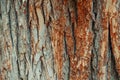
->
0 0 120 80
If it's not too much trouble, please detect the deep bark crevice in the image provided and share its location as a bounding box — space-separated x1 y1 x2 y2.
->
67 7 71 24
108 22 120 80
73 0 78 24
63 30 70 80
33 1 39 25
49 0 54 18
64 31 68 57
91 0 98 80
14 3 21 79
71 23 76 54
41 0 45 24
26 0 31 62
90 51 94 80
8 7 14 47
26 0 29 26
67 6 76 54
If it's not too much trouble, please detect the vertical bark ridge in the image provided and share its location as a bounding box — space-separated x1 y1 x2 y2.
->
48 0 66 79
29 0 56 80
92 0 120 80
1 0 13 79
109 0 120 79
9 0 20 79
15 0 28 79
97 0 109 80
109 21 119 80
69 0 93 80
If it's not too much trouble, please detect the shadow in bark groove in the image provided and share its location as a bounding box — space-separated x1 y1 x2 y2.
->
71 23 76 54
91 0 98 80
13 1 21 79
63 31 70 80
8 5 14 47
41 0 45 24
26 0 31 62
108 22 120 80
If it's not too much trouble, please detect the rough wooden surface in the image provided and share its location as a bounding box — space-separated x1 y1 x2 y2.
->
0 0 120 80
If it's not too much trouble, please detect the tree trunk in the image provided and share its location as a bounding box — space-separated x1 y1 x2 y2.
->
0 0 120 80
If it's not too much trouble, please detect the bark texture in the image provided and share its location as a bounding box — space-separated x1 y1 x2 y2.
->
0 0 120 80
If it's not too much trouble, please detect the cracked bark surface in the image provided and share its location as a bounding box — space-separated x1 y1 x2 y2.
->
0 0 120 80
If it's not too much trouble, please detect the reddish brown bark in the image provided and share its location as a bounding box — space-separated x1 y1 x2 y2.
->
1 0 120 80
